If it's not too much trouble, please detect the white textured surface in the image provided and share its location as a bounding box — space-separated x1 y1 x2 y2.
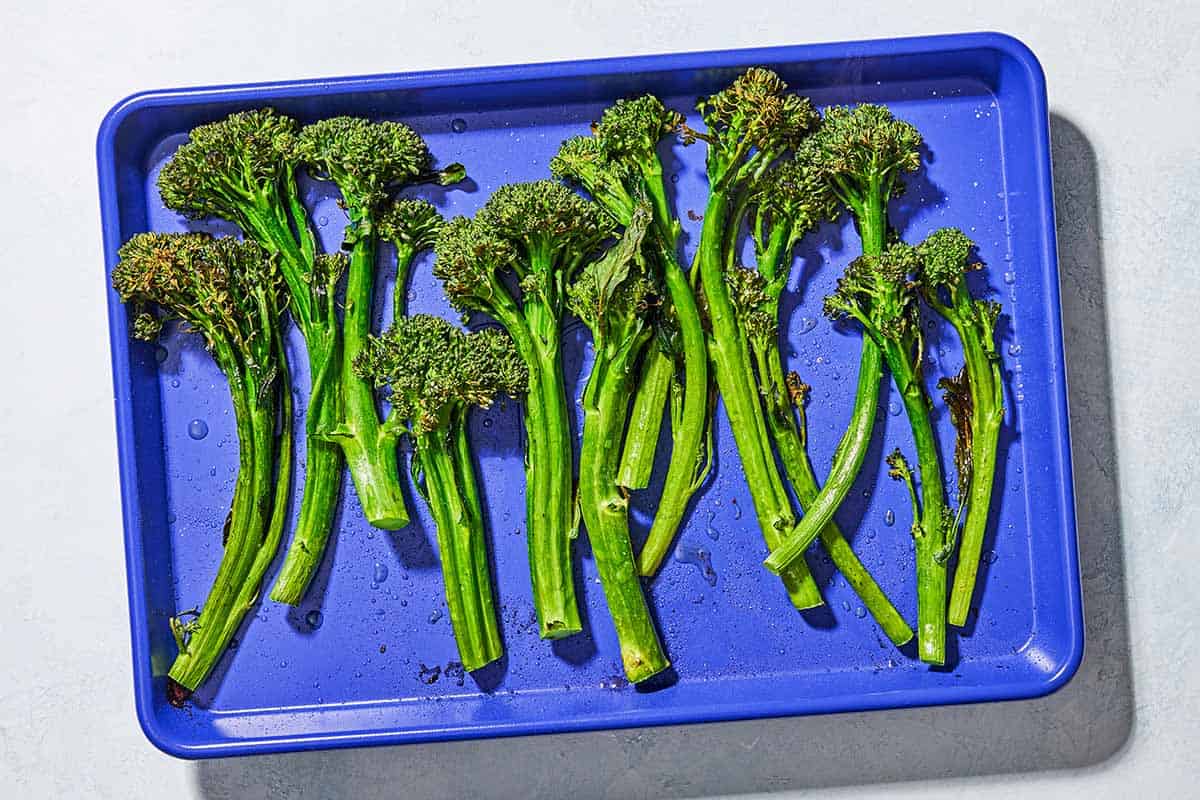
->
1 1 1197 797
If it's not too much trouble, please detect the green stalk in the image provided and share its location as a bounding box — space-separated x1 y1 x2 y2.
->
392 242 419 319
763 192 888 574
636 238 711 576
524 342 582 638
886 346 949 665
631 164 712 576
213 323 294 652
748 220 910 643
697 190 823 609
244 204 347 605
615 156 683 491
579 331 669 682
274 230 422 607
268 438 341 604
335 234 409 529
417 418 503 671
167 339 276 695
947 310 1005 626
751 340 912 646
616 348 672 489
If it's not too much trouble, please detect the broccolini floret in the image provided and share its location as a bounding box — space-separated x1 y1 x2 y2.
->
377 198 445 316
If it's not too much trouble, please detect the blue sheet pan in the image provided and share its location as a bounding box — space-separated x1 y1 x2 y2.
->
97 31 1081 758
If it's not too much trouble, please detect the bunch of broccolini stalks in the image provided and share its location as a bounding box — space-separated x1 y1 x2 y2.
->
112 67 1008 700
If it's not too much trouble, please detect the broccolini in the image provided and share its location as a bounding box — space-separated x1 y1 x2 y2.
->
434 180 612 638
551 94 711 577
112 233 293 703
764 104 923 575
356 315 524 671
569 203 669 681
915 228 1005 627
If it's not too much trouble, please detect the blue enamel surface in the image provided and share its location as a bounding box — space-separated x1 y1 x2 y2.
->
97 32 1081 758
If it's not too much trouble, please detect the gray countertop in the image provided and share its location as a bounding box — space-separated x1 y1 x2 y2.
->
2 1 1195 797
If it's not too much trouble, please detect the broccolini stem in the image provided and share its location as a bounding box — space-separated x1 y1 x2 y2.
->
636 238 711 576
392 242 418 318
269 438 342 605
763 192 889 574
887 346 949 665
240 204 320 333
697 189 823 610
579 333 669 682
417 421 503 671
168 340 277 695
947 327 1005 626
211 325 294 658
617 348 672 489
752 342 913 646
240 200 349 602
619 157 706 508
336 235 410 529
524 345 583 639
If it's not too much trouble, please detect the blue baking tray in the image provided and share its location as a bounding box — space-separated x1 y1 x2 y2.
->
97 32 1082 758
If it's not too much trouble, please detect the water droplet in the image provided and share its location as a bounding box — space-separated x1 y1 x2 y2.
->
305 609 323 629
209 467 216 476
318 216 328 226
832 371 841 381
887 401 901 416
1008 343 1022 356
866 527 876 540
884 509 895 526
673 542 718 586
428 608 443 624
366 530 374 539
705 513 720 541
841 600 851 612
1003 271 1016 284
450 118 468 133
730 498 741 519
1016 392 1025 403
670 173 680 184
170 379 181 388
482 418 493 428
279 660 287 668
797 317 817 335
983 550 998 564
373 562 389 584
855 606 867 618
167 512 176 524
154 345 168 363
187 419 209 440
